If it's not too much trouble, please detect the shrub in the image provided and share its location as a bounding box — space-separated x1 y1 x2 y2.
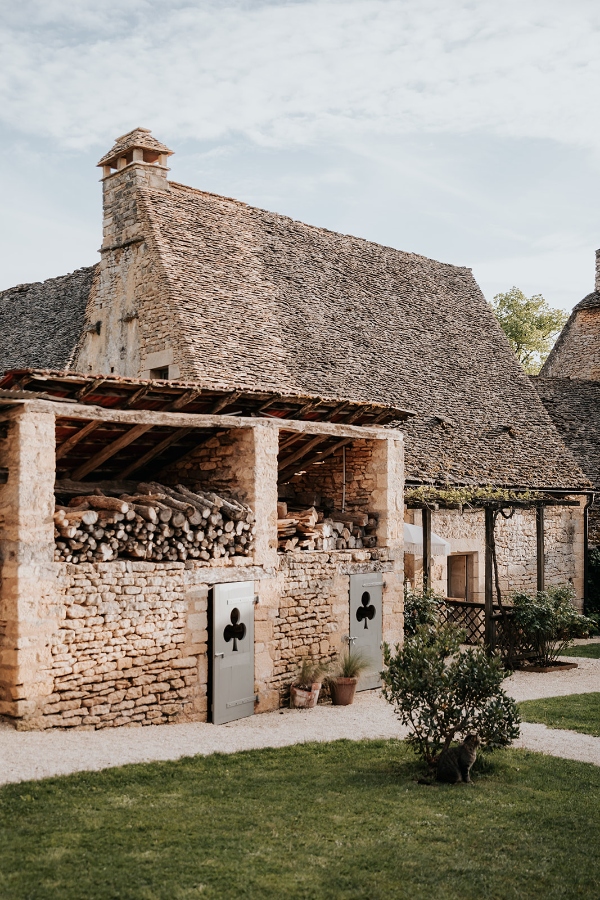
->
381 624 520 767
403 586 445 637
511 585 592 666
586 547 600 634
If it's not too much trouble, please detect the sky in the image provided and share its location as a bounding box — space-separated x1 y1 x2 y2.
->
1 0 600 311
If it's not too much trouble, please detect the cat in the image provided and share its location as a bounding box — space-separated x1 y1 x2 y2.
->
436 734 480 784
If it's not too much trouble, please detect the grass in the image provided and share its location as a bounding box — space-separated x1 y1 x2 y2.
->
1 740 599 900
519 693 600 737
561 642 600 658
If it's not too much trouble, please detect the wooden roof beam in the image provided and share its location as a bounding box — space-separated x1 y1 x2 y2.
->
280 438 354 477
278 434 330 471
208 391 242 414
71 423 153 480
118 427 195 478
75 378 105 401
56 419 101 460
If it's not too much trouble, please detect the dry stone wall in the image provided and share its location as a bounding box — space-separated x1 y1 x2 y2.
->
270 548 402 698
406 504 585 606
39 560 208 729
285 441 376 513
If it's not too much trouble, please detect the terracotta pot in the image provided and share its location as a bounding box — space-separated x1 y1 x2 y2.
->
290 682 321 709
329 677 358 706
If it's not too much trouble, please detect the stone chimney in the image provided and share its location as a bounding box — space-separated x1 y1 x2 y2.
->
96 127 173 251
596 248 600 292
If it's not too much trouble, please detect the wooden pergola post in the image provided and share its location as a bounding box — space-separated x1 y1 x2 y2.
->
536 505 545 592
484 507 495 649
422 507 432 591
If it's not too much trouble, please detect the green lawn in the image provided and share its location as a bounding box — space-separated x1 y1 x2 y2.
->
519 692 600 737
562 642 600 658
1 740 599 900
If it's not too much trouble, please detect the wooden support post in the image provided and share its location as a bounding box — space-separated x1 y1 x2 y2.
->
484 507 495 650
536 505 545 593
422 507 432 591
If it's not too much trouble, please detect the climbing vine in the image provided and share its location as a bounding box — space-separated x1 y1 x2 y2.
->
404 485 544 510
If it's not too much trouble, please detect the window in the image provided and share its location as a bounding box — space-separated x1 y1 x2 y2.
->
150 366 169 380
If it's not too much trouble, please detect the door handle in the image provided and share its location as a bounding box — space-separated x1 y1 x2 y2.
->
344 636 357 645
215 652 224 659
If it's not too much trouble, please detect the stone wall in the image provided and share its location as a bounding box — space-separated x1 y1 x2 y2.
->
590 506 600 547
405 503 585 606
285 440 376 513
73 162 180 381
39 560 205 729
268 548 402 699
159 429 251 504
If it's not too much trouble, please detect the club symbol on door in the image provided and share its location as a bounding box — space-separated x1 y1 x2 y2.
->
224 607 246 651
356 591 376 629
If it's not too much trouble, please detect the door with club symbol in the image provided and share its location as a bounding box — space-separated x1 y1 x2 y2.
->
349 573 383 691
212 581 255 725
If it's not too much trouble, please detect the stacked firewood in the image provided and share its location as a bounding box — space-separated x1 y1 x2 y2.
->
54 482 255 564
277 502 379 552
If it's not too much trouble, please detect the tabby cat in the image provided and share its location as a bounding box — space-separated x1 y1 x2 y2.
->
436 734 480 784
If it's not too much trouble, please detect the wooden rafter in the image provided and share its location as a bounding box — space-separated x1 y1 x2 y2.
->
118 427 195 478
278 434 329 472
281 437 354 476
71 423 153 480
279 432 305 453
75 378 105 401
209 391 241 414
344 405 371 425
167 390 201 412
125 386 150 408
56 419 101 460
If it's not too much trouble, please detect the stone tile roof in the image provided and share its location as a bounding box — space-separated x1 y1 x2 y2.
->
574 291 600 311
0 267 97 374
534 377 600 489
135 181 588 490
97 128 173 167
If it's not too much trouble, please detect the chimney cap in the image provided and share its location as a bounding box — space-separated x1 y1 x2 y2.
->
97 127 174 169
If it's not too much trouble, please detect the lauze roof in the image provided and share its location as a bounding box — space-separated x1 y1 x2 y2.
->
534 377 600 490
0 171 590 491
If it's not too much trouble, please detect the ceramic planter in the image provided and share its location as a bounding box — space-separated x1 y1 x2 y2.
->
290 682 321 709
329 677 358 706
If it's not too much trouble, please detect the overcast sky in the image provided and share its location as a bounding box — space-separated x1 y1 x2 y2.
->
2 0 600 310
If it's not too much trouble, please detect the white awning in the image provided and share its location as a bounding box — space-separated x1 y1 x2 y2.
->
403 522 451 556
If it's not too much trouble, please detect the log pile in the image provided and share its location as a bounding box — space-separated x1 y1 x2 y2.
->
277 502 379 552
54 482 255 564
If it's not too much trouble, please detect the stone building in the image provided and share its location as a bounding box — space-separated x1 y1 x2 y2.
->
534 254 600 594
0 128 590 730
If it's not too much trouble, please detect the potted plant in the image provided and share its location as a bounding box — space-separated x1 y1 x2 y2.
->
290 658 327 709
327 649 371 706
511 585 592 670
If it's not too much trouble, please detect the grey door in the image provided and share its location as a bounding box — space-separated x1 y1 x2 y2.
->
212 581 255 725
349 573 383 691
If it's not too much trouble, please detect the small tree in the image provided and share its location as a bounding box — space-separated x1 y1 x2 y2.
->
491 287 568 374
403 585 445 637
382 625 520 768
511 585 592 666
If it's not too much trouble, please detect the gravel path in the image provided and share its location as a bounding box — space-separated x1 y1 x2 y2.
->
1 652 598 785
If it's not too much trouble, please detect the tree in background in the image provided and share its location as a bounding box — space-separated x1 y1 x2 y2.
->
491 287 568 374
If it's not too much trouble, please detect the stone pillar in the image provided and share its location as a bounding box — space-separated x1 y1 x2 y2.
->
0 405 58 726
370 433 405 646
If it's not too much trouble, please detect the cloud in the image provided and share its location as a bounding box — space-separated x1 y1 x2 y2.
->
2 0 600 151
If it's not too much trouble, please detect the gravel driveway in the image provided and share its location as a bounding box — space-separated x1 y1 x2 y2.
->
1 653 598 785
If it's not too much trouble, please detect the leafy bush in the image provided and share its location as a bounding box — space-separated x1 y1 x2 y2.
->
586 547 600 634
403 586 445 637
511 585 592 666
382 624 520 767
